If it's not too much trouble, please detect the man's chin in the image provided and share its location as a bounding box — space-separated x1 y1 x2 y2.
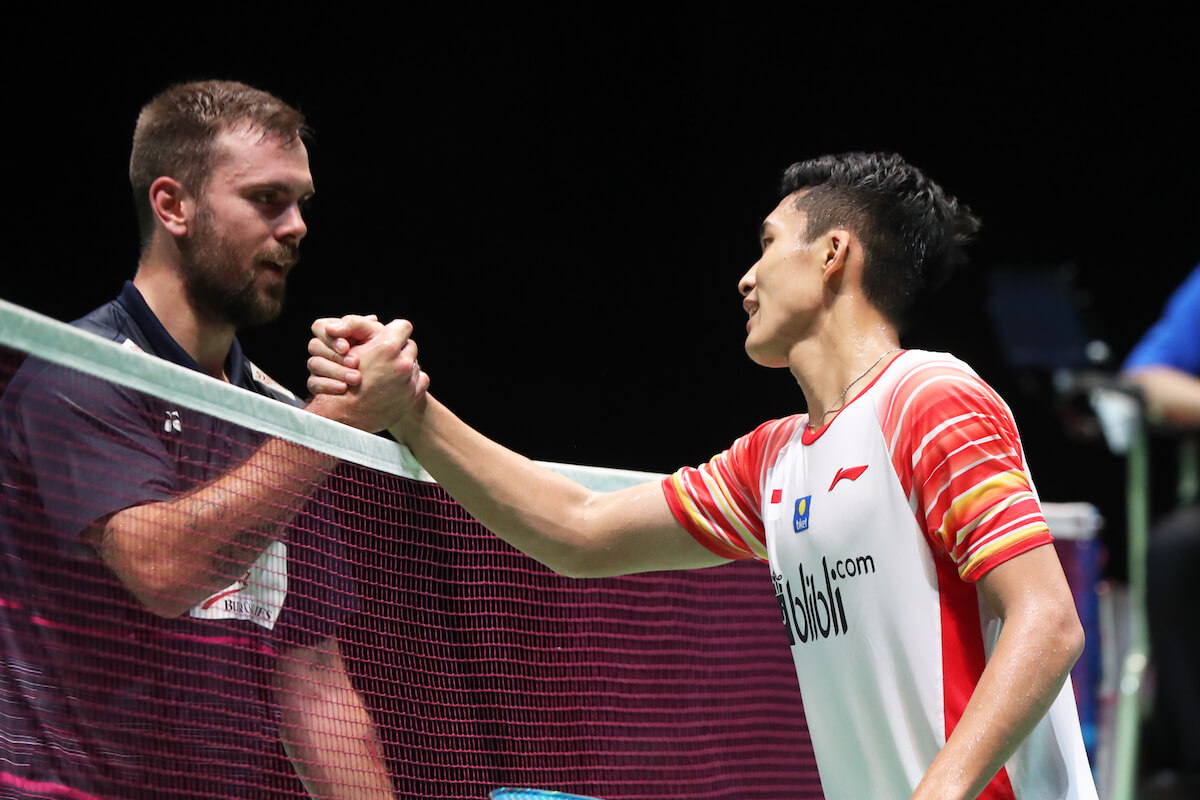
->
224 288 286 329
243 301 286 328
744 344 788 370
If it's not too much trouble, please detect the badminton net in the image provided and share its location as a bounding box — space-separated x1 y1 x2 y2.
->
0 297 818 800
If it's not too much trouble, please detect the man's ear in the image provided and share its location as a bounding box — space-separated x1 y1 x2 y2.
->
821 228 853 283
147 176 193 238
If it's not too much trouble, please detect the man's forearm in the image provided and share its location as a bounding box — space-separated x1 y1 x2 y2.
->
95 436 338 617
275 638 395 799
913 622 1078 799
911 548 1084 799
391 394 724 578
391 395 601 575
1123 365 1200 429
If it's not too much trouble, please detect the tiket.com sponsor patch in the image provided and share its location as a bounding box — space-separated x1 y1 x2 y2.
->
793 496 812 533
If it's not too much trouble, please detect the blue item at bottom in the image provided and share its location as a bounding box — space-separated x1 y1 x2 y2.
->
489 790 603 800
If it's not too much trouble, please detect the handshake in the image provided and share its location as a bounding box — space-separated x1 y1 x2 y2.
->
305 314 429 435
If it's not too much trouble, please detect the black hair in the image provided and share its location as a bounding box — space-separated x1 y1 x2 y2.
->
781 152 981 328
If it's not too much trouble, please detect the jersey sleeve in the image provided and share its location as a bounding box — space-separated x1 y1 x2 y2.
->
881 360 1051 582
660 416 805 562
1 358 177 549
1123 263 1200 374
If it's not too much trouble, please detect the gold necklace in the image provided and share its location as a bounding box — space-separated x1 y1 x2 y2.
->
808 348 901 429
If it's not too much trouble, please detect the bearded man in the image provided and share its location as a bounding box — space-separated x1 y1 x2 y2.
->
0 80 406 798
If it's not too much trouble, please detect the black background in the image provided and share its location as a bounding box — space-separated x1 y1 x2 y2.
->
5 14 1198 574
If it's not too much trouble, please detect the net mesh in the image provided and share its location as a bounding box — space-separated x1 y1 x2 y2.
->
0 300 819 800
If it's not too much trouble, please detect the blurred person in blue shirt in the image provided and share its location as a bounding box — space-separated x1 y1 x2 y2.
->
1123 263 1200 798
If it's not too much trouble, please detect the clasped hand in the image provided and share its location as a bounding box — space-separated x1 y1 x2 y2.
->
306 314 428 433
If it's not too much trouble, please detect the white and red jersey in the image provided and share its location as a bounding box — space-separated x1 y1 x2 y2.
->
661 350 1096 800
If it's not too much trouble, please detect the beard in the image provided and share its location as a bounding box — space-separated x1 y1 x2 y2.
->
178 204 298 329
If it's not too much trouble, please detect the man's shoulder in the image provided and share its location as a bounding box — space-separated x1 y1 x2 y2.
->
1123 263 1200 373
0 294 175 433
893 348 975 373
873 349 1006 429
727 415 808 471
71 298 151 352
875 349 983 396
1166 262 1200 309
3 300 128 400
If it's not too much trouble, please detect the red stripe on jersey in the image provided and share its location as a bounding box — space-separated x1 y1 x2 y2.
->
880 359 1050 581
660 481 756 561
935 551 1016 799
663 416 806 561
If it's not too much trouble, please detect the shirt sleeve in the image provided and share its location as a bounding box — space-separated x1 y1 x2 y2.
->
882 361 1052 582
660 416 806 563
1123 263 1200 374
2 358 178 550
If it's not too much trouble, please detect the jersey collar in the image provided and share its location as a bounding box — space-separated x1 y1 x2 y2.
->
115 281 251 389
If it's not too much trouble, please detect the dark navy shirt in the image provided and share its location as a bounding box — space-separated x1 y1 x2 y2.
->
0 283 355 799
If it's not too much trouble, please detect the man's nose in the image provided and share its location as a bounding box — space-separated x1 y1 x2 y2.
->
277 204 307 243
738 263 758 297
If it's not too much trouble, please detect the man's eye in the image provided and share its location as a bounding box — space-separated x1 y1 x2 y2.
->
255 192 277 204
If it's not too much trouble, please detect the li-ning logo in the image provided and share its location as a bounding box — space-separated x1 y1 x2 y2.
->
163 411 181 433
772 554 877 645
829 465 868 491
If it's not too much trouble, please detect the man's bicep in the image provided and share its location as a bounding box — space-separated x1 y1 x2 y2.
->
976 544 1078 623
897 365 1050 577
585 481 733 575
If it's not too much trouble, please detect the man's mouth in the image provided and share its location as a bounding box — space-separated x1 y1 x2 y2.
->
258 252 298 275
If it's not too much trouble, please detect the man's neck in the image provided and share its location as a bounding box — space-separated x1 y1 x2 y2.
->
133 263 235 380
787 304 901 425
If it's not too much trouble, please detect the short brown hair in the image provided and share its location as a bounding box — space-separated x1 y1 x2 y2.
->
129 79 310 248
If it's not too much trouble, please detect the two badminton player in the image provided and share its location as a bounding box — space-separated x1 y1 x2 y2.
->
308 153 1099 799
